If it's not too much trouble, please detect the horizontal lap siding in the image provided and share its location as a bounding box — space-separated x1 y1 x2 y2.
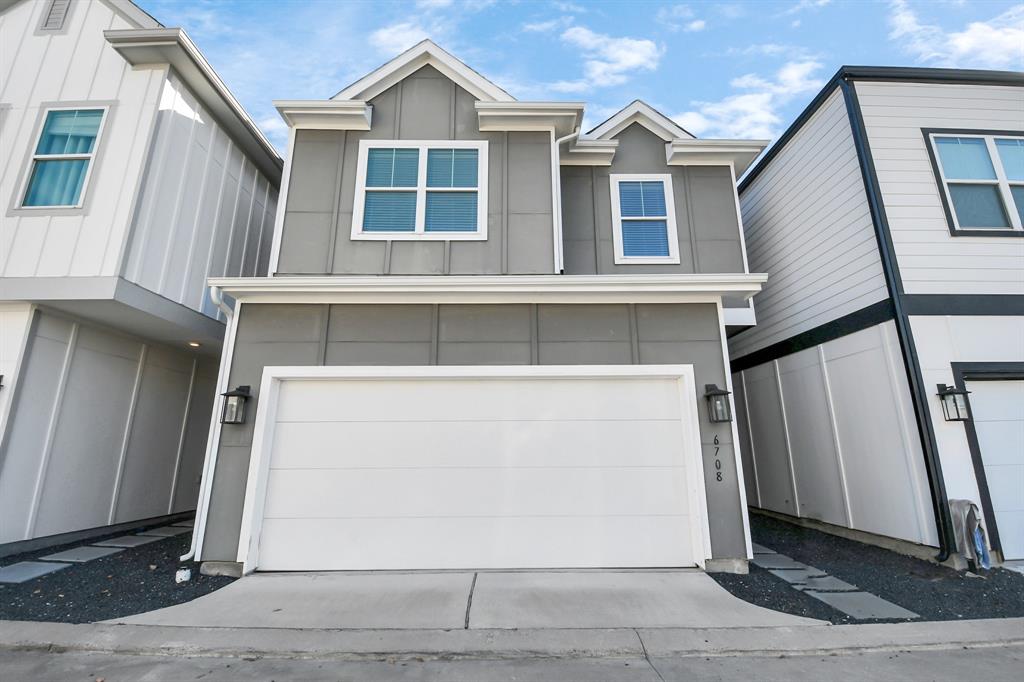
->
731 88 888 360
855 81 1024 296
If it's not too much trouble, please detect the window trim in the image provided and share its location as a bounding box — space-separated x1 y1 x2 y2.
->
609 173 680 264
351 139 488 241
17 105 110 211
922 128 1024 238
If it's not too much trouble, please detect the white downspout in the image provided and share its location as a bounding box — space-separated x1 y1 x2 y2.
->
551 127 579 274
180 285 236 562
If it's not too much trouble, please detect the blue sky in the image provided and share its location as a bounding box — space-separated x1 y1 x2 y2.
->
139 0 1024 152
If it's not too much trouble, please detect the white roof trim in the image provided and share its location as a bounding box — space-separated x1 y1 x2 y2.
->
209 274 767 304
105 28 282 182
274 100 372 131
560 138 619 166
0 0 160 28
589 100 694 142
333 39 515 103
665 139 769 175
476 102 583 137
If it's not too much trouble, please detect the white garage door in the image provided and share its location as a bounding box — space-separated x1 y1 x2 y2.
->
238 366 708 572
968 379 1024 560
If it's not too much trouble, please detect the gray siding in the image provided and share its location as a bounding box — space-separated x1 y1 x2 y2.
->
201 302 747 562
561 123 746 276
276 65 555 276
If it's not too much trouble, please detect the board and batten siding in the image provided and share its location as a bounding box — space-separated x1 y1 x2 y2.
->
855 81 1024 296
123 71 278 321
733 320 938 547
0 310 218 544
731 88 888 360
0 0 163 279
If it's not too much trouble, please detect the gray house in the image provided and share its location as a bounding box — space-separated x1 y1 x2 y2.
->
191 41 768 575
0 0 280 551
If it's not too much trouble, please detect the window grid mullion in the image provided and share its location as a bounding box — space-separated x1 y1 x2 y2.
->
986 136 1023 230
415 144 428 234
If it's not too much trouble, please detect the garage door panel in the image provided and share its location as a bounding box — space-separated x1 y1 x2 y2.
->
262 467 690 519
258 515 694 571
968 382 1024 421
274 378 683 423
269 419 687 470
974 421 1024 467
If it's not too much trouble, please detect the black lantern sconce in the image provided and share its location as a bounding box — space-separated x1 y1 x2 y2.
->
704 384 733 423
936 384 970 422
221 385 251 425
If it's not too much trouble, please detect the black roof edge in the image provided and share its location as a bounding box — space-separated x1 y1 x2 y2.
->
737 65 1024 194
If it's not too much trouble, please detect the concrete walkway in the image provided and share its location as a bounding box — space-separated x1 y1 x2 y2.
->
110 570 822 629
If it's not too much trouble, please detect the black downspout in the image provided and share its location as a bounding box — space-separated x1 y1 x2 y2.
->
839 76 956 561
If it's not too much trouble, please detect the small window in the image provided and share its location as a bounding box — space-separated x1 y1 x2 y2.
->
927 132 1024 234
21 108 105 209
609 174 679 264
352 140 488 240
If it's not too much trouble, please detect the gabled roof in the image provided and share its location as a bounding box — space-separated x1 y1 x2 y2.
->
587 100 695 142
0 0 161 29
333 39 516 103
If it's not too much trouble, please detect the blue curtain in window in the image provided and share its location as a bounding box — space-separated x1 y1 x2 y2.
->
619 180 670 256
622 220 670 257
425 192 477 232
366 148 418 187
23 109 103 207
427 149 478 188
363 191 416 232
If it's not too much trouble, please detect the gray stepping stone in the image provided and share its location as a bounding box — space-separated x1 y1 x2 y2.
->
797 575 859 592
751 554 808 570
768 567 826 585
0 561 71 583
39 546 123 563
805 590 919 619
94 535 162 548
751 543 776 555
137 526 191 537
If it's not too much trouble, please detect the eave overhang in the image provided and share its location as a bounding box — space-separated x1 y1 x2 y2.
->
105 28 282 184
476 102 584 138
665 139 769 175
273 100 373 130
209 273 768 305
560 138 619 166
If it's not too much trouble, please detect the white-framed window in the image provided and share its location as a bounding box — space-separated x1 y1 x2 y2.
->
927 131 1024 235
20 107 107 209
351 139 488 240
609 173 680 264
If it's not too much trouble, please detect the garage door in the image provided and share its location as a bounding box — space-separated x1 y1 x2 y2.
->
968 379 1024 560
238 366 709 572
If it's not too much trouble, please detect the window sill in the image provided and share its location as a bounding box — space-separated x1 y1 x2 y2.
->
351 231 488 241
947 227 1024 238
613 256 682 265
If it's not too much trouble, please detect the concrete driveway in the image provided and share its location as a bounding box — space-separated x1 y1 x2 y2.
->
111 569 822 629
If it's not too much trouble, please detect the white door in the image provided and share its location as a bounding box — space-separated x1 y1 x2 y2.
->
241 366 708 571
968 379 1024 560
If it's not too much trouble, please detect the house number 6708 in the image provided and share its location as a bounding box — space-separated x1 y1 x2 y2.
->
712 435 723 482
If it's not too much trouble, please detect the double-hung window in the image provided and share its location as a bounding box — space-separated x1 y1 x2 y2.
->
352 140 488 240
609 174 679 264
21 108 106 209
926 131 1024 235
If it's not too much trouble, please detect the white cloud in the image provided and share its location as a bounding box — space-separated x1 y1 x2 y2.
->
674 60 824 139
552 26 663 91
657 5 708 32
889 1 1024 69
416 0 453 8
783 0 831 15
369 22 432 55
684 19 707 32
553 1 587 13
522 17 570 33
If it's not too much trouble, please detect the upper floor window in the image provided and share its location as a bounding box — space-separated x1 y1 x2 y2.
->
21 108 106 209
609 174 680 264
927 132 1024 236
351 140 488 240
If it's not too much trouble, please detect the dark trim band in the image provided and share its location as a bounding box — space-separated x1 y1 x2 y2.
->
729 299 894 372
904 294 1024 316
951 362 1024 557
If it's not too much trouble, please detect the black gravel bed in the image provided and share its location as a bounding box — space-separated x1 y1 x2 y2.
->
715 512 1024 624
0 524 235 623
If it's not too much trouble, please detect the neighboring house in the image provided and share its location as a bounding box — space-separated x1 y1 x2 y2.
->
0 0 281 550
729 67 1023 565
190 40 769 575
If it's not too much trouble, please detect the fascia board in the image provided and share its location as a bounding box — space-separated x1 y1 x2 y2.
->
666 139 769 175
274 100 372 130
476 102 584 137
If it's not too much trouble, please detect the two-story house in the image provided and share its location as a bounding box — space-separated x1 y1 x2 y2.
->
187 40 769 576
0 0 280 551
729 67 1023 566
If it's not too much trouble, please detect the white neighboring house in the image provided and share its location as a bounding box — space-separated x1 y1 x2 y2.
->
0 0 281 550
730 66 1024 565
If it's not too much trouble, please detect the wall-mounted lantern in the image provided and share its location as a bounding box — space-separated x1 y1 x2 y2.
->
937 384 970 422
220 385 251 425
704 384 733 423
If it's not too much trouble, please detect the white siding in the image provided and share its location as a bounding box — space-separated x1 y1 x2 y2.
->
733 321 938 547
0 310 217 543
0 303 33 442
731 88 888 359
856 81 1024 295
910 314 1024 514
0 0 163 278
123 72 278 320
